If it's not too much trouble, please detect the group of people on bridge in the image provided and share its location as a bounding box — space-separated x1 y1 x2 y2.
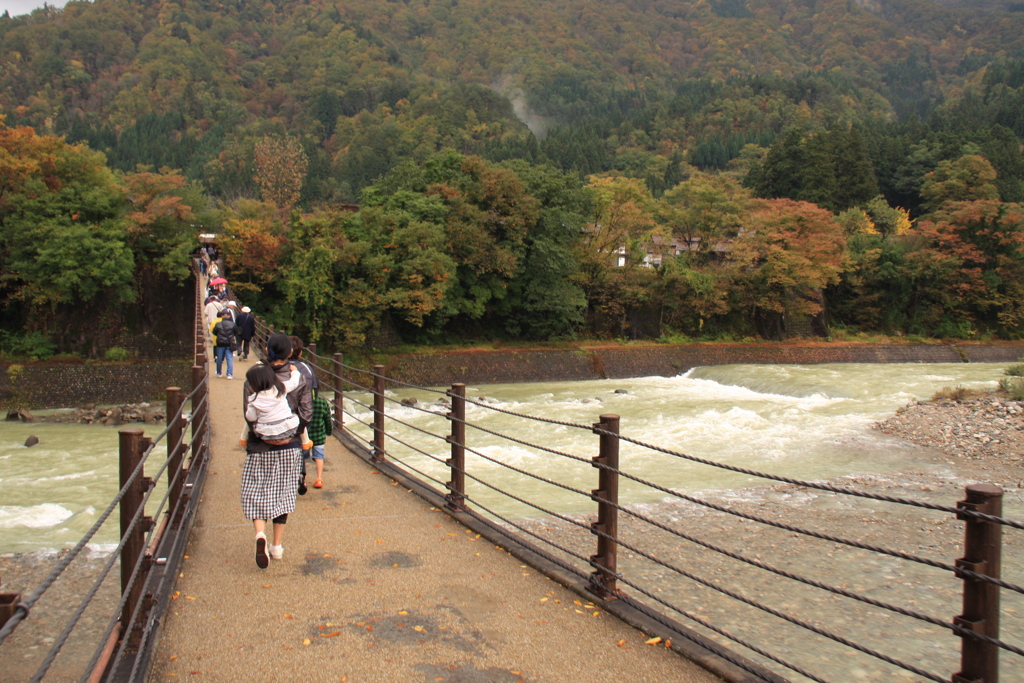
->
201 263 333 568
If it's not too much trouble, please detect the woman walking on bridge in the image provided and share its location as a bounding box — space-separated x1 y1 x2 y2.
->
240 333 313 568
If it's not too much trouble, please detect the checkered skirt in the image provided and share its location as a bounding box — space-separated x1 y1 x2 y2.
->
240 446 302 520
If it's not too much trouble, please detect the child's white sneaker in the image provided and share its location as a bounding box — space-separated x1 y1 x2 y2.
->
269 544 284 560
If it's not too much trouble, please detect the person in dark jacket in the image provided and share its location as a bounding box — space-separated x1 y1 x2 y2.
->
235 306 256 360
213 309 237 379
241 333 313 567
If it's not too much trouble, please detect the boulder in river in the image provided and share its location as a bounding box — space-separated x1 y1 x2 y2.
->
24 435 38 447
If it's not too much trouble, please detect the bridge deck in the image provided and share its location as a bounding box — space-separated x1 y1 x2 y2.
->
148 355 723 682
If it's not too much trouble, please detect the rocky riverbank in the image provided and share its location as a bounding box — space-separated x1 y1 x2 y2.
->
874 393 1024 469
6 403 167 427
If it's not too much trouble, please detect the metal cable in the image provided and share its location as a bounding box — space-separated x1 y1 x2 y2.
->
594 459 1024 595
376 431 449 468
374 447 450 490
594 426 1024 530
600 494 1024 657
591 524 950 682
453 415 591 464
459 439 592 500
377 410 451 445
343 411 374 431
448 460 594 541
34 438 182 682
614 573 831 683
453 391 593 430
377 373 449 396
0 441 155 645
460 494 593 575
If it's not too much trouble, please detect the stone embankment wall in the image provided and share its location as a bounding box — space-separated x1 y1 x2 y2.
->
0 361 194 410
379 343 1024 388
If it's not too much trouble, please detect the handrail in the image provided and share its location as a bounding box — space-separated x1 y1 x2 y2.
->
0 258 214 682
326 361 1022 683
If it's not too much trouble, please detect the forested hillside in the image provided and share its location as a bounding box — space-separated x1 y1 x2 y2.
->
1 0 1023 352
2 0 1023 202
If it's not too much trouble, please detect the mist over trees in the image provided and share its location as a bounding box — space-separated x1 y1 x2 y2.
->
2 0 1024 352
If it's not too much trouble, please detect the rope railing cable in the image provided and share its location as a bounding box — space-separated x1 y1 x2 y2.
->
375 430 449 468
601 493 1024 656
590 524 949 683
345 429 375 451
374 373 449 396
371 446 450 490
377 411 461 447
100 474 182 683
0 434 161 645
375 390 458 418
593 426 1024 530
615 573 831 683
35 431 186 682
458 439 593 500
342 411 374 431
343 395 373 412
592 457 1024 595
451 415 590 465
15 374 205 663
445 459 595 543
454 392 593 431
459 493 592 577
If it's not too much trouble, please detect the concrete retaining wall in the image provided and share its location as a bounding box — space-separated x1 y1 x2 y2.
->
0 361 194 410
379 343 1024 388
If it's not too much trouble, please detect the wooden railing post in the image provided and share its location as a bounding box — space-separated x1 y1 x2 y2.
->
165 387 186 518
191 357 207 466
589 414 620 600
372 364 386 462
954 484 1003 683
119 428 153 644
333 353 344 429
445 383 467 511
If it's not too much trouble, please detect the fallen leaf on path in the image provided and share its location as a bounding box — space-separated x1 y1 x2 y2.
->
284 614 293 619
616 639 625 647
645 637 662 645
302 639 310 646
321 632 341 638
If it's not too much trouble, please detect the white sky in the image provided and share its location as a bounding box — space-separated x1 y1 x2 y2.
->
1 0 69 17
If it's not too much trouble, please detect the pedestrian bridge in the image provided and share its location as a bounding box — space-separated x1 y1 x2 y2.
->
1 267 1022 683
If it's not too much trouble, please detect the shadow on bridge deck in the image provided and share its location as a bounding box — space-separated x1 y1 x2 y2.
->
147 355 724 683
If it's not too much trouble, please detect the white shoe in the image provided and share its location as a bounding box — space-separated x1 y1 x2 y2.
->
216 372 223 378
269 544 284 560
226 374 233 380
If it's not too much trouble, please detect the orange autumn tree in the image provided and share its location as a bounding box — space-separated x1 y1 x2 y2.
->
731 199 847 338
913 200 1024 334
123 168 196 280
253 136 308 209
219 200 286 296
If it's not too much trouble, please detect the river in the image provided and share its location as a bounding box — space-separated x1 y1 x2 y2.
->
2 362 1020 681
0 362 1009 554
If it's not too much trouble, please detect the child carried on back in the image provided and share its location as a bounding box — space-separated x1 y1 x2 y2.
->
242 363 310 447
